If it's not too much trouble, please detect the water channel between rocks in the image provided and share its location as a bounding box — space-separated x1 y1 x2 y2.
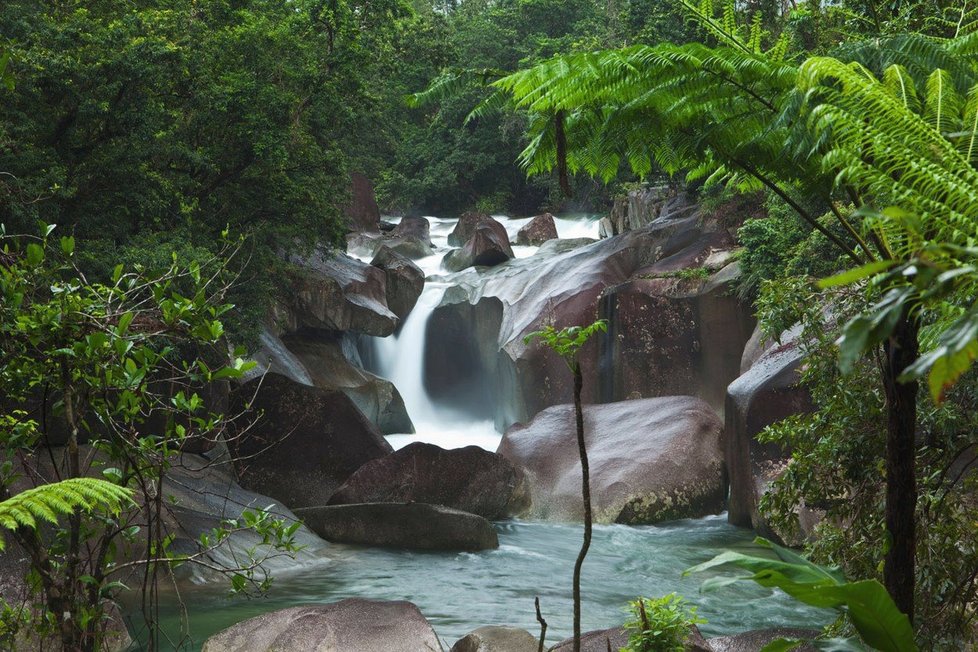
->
142 213 829 650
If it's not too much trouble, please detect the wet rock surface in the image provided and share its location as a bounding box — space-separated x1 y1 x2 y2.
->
296 503 499 551
328 442 528 519
498 396 726 523
516 212 558 245
451 626 538 652
228 373 392 509
201 599 444 652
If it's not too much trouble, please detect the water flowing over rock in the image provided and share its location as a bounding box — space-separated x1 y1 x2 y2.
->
423 206 752 429
282 248 397 337
443 224 515 271
327 442 528 519
371 245 425 321
295 503 499 551
725 328 812 533
347 216 435 260
516 212 558 245
498 396 726 524
450 626 538 652
344 172 381 233
227 373 393 509
201 599 444 652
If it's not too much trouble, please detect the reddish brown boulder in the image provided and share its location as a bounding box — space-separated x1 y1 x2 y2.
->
498 396 726 524
443 224 514 272
515 212 558 245
228 373 393 509
448 212 513 252
327 442 528 519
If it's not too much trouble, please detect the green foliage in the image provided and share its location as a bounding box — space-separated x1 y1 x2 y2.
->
620 594 704 652
0 478 133 552
686 538 916 652
0 226 299 650
524 320 608 369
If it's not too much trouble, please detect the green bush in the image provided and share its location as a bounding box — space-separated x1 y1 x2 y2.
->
621 593 704 652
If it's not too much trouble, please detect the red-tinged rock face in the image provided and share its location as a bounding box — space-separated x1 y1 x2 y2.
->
515 212 558 246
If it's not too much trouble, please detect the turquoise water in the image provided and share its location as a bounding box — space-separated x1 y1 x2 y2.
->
132 515 828 650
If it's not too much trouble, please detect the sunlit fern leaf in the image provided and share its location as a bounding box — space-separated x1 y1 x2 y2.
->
925 68 963 134
0 479 133 551
883 64 921 112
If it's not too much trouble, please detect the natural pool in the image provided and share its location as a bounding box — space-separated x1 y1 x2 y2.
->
137 515 828 650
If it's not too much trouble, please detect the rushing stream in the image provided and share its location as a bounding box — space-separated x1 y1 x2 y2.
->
141 214 829 650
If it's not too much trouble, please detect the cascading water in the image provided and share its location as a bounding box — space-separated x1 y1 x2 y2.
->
143 212 830 651
362 213 603 452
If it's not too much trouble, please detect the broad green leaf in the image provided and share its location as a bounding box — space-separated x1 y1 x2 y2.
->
819 260 897 289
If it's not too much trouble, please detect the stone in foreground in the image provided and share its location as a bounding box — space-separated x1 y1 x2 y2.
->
296 502 499 551
451 625 538 652
201 599 443 652
498 396 726 524
708 628 819 652
328 442 528 519
549 625 711 651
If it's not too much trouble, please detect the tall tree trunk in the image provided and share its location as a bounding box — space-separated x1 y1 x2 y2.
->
572 361 591 652
882 311 919 623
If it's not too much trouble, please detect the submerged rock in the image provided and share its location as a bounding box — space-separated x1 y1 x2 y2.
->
327 442 528 519
201 599 444 652
295 503 499 551
498 396 726 524
228 373 392 509
451 625 538 652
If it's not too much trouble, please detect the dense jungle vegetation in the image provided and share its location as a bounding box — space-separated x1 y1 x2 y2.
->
3 0 978 649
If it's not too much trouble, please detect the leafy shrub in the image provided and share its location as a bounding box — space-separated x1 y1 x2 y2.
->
621 593 704 652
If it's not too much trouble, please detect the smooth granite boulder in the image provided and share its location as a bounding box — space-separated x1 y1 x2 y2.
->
296 503 499 551
516 213 558 246
328 442 528 519
498 396 726 524
448 212 512 250
371 245 425 321
228 374 392 508
443 224 514 272
201 599 443 652
451 626 538 652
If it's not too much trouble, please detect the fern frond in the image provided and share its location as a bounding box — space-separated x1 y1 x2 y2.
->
0 479 134 551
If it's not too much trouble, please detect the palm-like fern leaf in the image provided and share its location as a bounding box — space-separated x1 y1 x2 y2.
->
0 478 133 550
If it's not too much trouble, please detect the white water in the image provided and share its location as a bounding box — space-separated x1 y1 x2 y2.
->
362 213 601 452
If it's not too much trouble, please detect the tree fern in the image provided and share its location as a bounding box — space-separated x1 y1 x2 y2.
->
0 479 133 551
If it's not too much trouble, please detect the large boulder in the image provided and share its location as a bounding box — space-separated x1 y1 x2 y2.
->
451 626 538 652
725 331 812 532
602 185 701 237
516 213 558 246
227 373 393 509
282 331 414 434
327 442 529 519
371 245 425 321
448 212 512 250
707 628 818 652
201 599 444 652
498 396 726 523
295 503 499 551
444 225 515 272
283 248 397 337
344 172 381 233
387 216 435 260
549 626 710 652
